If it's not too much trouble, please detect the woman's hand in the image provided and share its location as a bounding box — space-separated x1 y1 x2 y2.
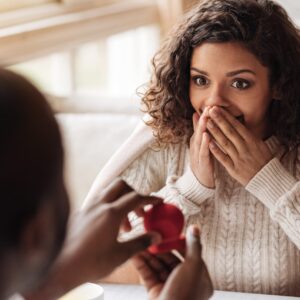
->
132 226 213 300
207 106 273 186
190 107 215 188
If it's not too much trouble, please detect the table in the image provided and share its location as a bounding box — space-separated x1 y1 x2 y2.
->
100 284 300 300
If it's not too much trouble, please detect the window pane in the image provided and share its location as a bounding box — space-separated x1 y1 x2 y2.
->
75 25 160 98
9 52 73 97
74 41 107 92
8 24 160 112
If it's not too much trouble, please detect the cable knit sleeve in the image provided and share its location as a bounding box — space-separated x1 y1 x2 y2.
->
246 157 300 249
121 142 215 216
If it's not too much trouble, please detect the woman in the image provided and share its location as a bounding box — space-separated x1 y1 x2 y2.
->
85 0 300 296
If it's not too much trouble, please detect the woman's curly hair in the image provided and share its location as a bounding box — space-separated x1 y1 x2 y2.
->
142 0 300 149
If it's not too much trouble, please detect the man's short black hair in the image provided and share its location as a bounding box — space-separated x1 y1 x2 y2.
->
0 69 64 248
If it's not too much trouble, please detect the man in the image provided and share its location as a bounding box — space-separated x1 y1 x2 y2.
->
0 69 212 300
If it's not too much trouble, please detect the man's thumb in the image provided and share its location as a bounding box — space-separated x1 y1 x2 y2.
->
186 225 202 260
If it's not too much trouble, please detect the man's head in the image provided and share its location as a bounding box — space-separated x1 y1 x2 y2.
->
0 69 70 298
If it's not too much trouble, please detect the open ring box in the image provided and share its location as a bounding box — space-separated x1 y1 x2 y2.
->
144 203 186 254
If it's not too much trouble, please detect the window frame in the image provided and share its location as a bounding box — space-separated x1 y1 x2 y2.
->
0 0 57 12
0 0 160 66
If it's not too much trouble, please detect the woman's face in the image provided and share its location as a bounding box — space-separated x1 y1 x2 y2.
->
189 42 275 139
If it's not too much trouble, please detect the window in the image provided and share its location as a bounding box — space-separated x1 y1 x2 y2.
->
0 0 160 66
9 25 160 113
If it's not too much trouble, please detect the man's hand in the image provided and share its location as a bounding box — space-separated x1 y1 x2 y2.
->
25 179 162 300
132 226 213 300
65 179 162 279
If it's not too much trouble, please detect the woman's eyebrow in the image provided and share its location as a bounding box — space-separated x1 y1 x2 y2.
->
226 69 256 76
190 67 256 77
190 67 208 75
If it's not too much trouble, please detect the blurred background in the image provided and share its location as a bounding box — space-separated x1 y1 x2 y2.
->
0 0 299 208
0 0 299 113
0 0 198 114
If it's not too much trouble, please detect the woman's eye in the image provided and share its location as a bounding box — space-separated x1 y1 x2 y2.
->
231 79 251 90
192 76 208 86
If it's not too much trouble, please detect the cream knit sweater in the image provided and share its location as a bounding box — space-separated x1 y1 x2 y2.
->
121 135 300 297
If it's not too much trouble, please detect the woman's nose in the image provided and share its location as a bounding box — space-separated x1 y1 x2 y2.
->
206 85 228 108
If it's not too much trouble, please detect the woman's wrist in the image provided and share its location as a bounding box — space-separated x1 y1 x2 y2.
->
246 157 297 210
176 168 215 204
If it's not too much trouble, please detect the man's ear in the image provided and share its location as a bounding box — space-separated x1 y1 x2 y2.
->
19 201 55 269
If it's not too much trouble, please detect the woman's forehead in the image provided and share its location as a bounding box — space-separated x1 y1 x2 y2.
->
190 42 268 75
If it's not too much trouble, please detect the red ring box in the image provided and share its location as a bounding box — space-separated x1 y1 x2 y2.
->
144 203 186 254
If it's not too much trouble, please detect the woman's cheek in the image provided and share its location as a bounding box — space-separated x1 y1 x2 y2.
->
189 91 202 112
